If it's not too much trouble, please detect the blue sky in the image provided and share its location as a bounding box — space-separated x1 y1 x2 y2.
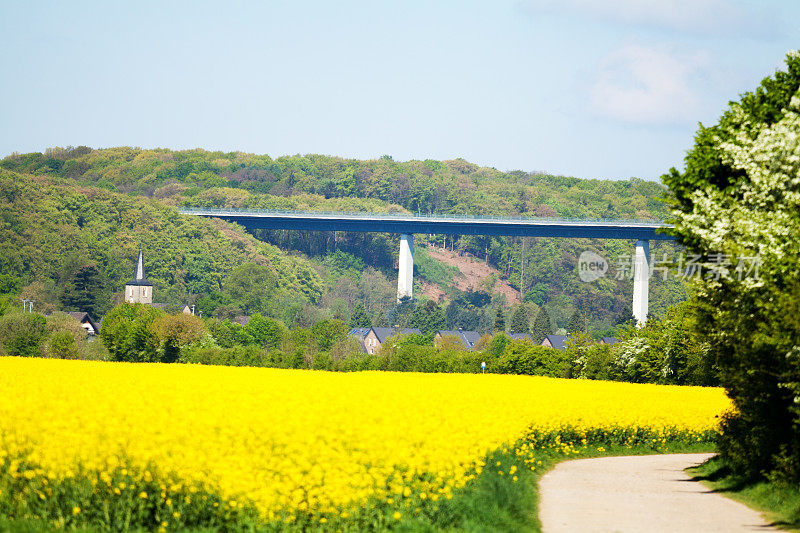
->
1 0 797 180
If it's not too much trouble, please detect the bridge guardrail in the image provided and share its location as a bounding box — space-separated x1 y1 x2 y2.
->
177 207 669 228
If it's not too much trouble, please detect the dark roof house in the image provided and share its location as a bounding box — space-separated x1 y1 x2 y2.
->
348 327 371 337
370 327 421 344
601 337 619 345
435 330 482 351
67 311 101 336
361 327 421 355
347 327 371 353
542 334 570 351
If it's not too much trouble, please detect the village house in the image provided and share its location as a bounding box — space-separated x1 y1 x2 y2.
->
541 334 569 351
540 334 619 351
434 329 482 351
509 331 534 342
67 311 101 336
349 326 421 355
347 327 371 353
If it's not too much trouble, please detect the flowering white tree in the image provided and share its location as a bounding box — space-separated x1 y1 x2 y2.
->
664 51 800 481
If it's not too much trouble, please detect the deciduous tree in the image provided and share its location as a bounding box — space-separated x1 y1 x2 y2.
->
664 51 800 481
101 303 164 362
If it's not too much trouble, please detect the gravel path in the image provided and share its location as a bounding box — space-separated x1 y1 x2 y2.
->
538 453 778 532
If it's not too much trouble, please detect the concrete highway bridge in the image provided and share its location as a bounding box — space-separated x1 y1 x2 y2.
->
178 208 675 325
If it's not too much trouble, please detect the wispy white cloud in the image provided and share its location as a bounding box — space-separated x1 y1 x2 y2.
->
520 0 781 39
589 45 709 124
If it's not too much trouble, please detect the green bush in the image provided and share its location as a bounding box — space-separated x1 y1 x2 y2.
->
576 344 615 380
497 341 572 378
0 293 16 317
181 344 266 367
334 353 384 372
312 351 333 370
0 311 48 357
488 333 511 359
311 319 347 352
244 314 285 349
288 349 307 369
264 349 289 368
101 304 165 362
608 300 716 386
151 314 206 363
46 330 79 359
206 318 253 348
385 344 426 372
610 338 662 383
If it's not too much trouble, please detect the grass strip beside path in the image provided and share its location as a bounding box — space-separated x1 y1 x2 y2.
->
687 456 800 533
398 441 715 532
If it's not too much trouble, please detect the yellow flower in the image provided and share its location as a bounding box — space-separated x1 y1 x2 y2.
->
0 358 729 519
393 511 402 520
72 506 81 515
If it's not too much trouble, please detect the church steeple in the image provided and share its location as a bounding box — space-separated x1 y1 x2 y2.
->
125 250 153 304
133 250 148 283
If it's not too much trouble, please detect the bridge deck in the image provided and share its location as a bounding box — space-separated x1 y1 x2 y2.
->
178 208 674 240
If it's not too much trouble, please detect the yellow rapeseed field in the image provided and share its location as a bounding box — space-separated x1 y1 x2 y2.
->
0 357 730 522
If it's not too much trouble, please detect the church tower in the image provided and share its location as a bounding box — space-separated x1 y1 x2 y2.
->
125 250 153 304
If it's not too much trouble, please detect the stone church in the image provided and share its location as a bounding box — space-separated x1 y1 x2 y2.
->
125 250 153 304
124 251 193 315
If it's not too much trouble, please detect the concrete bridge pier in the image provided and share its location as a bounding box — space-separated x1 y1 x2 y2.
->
632 239 649 326
397 234 414 301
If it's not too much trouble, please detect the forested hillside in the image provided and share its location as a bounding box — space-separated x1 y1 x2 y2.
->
0 147 686 333
0 169 324 318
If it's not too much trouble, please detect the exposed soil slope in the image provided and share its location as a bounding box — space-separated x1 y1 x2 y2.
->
425 246 520 304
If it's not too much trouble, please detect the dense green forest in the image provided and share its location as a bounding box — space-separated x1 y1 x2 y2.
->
0 148 686 333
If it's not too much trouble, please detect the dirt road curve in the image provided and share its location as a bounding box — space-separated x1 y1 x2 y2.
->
538 453 777 532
